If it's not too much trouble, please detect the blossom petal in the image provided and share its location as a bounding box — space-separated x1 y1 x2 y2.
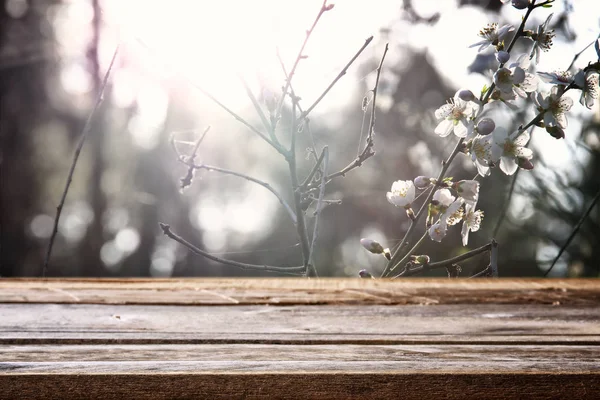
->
435 119 454 137
500 156 518 175
513 130 530 146
434 104 452 119
461 222 470 246
554 112 568 129
454 120 469 138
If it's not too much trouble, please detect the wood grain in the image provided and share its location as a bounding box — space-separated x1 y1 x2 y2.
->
2 344 599 371
1 278 599 399
1 303 599 344
2 373 599 400
0 278 598 305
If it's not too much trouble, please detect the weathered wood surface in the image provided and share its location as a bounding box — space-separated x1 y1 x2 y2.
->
1 278 599 305
1 278 599 399
2 303 600 344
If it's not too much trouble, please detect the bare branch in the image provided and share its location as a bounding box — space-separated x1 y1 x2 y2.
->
308 43 389 189
288 97 314 276
544 187 600 276
493 169 520 238
159 223 305 275
275 0 330 120
187 163 297 226
490 239 499 277
308 146 329 270
300 147 326 189
43 45 120 277
392 242 493 278
178 126 211 190
301 36 374 120
239 75 279 145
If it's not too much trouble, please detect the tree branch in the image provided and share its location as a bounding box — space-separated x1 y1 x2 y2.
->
188 163 297 226
544 187 600 276
159 223 305 275
43 45 120 277
308 146 329 270
301 36 374 120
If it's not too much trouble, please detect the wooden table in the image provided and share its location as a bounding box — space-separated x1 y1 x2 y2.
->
1 278 599 399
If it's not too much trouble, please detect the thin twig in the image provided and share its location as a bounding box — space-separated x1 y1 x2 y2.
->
187 163 297 226
43 45 120 277
275 50 320 162
300 147 326 189
159 223 305 275
544 187 600 276
288 96 314 276
275 0 330 121
308 146 329 272
493 168 520 238
313 43 389 187
490 238 499 277
566 34 599 71
178 126 211 190
386 231 427 276
239 75 279 145
469 265 492 278
301 36 374 120
393 242 492 278
357 97 370 157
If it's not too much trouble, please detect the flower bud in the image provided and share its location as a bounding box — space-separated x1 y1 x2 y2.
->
476 118 496 136
410 255 431 265
360 238 391 260
496 50 510 64
457 89 476 102
546 125 565 139
413 176 433 189
511 0 529 9
517 157 534 170
358 269 374 279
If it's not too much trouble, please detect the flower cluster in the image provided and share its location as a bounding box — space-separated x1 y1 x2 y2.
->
360 0 600 278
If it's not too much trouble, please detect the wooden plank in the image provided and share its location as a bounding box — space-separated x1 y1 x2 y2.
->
0 278 598 305
2 373 599 400
1 344 599 371
1 303 599 344
2 279 599 398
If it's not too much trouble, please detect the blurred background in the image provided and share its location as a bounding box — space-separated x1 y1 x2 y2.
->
1 0 599 278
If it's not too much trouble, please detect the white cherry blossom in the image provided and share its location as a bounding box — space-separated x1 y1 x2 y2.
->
428 220 448 242
470 23 514 52
530 14 555 64
492 128 533 175
469 134 496 176
574 69 599 109
432 188 455 207
534 86 574 129
386 180 415 208
538 70 573 86
434 91 479 138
